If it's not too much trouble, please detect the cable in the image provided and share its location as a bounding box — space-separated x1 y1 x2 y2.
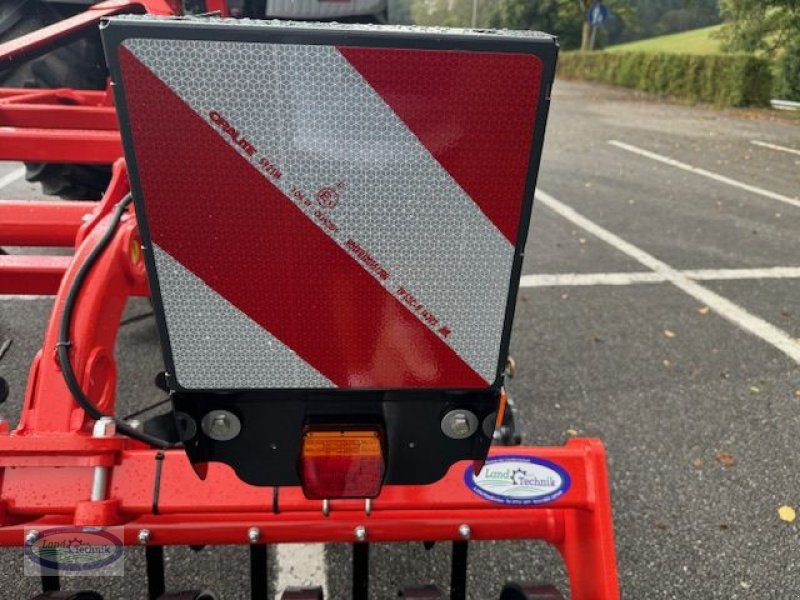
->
119 310 154 327
121 396 172 421
57 195 176 449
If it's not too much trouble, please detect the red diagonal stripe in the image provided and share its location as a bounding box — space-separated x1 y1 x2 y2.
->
338 46 542 244
119 46 487 389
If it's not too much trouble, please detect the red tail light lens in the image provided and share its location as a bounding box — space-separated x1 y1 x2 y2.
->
300 427 386 499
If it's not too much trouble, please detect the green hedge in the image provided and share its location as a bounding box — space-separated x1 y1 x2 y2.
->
774 44 800 101
557 51 773 107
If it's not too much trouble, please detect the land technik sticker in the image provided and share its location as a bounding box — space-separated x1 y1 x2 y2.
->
465 455 571 505
23 526 124 577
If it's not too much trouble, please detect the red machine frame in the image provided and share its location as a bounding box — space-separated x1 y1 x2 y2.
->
0 2 619 598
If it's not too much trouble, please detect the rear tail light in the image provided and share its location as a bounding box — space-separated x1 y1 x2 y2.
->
299 427 386 499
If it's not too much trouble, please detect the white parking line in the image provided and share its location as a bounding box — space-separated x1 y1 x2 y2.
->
751 140 800 157
0 295 53 301
0 167 25 191
608 140 800 209
535 189 800 364
684 266 800 280
521 272 662 286
520 266 800 287
275 543 327 597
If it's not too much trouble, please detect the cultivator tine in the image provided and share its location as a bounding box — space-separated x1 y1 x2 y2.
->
38 550 59 594
145 546 166 600
352 542 369 600
40 571 59 593
449 541 468 600
249 543 268 600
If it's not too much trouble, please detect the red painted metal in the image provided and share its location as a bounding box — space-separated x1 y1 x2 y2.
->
204 0 232 16
0 255 73 295
0 127 122 163
0 89 118 130
0 201 91 246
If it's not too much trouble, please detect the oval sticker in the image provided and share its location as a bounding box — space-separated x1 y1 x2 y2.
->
465 455 571 505
24 526 124 573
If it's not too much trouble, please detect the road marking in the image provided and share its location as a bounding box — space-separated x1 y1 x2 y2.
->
684 266 800 281
520 267 800 287
608 140 800 209
535 189 800 364
275 543 327 597
751 140 800 157
521 272 662 287
0 295 54 301
0 167 25 191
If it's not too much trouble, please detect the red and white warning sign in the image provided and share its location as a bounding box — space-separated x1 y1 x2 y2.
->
109 19 553 391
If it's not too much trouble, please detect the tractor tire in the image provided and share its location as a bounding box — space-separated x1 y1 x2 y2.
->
0 0 111 200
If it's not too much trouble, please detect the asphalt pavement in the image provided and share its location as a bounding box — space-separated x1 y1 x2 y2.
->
1 79 799 598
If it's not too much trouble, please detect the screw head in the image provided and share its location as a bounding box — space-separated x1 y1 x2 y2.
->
482 413 497 438
441 410 478 440
174 411 197 441
25 530 39 546
354 525 367 542
201 410 241 442
248 527 261 544
458 524 471 540
137 529 151 545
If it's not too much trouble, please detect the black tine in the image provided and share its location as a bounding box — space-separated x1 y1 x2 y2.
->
353 542 369 600
450 541 468 600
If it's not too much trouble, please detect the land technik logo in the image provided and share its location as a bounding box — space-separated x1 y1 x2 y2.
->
24 526 124 577
465 455 571 505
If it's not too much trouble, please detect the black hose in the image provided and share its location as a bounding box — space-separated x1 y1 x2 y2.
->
56 195 176 449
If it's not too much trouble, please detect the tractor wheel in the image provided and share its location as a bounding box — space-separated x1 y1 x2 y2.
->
0 0 111 200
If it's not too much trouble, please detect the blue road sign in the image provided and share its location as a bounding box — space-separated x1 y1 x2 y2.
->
588 3 609 27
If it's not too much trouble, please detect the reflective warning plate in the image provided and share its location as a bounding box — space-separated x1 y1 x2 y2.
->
104 17 557 392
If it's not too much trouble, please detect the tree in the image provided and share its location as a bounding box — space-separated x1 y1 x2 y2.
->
718 0 800 57
487 0 634 51
487 0 560 33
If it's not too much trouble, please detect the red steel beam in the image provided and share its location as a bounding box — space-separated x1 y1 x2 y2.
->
0 442 598 515
0 255 72 295
0 89 109 103
0 104 118 130
0 442 595 528
0 440 619 599
0 127 122 163
0 201 92 246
